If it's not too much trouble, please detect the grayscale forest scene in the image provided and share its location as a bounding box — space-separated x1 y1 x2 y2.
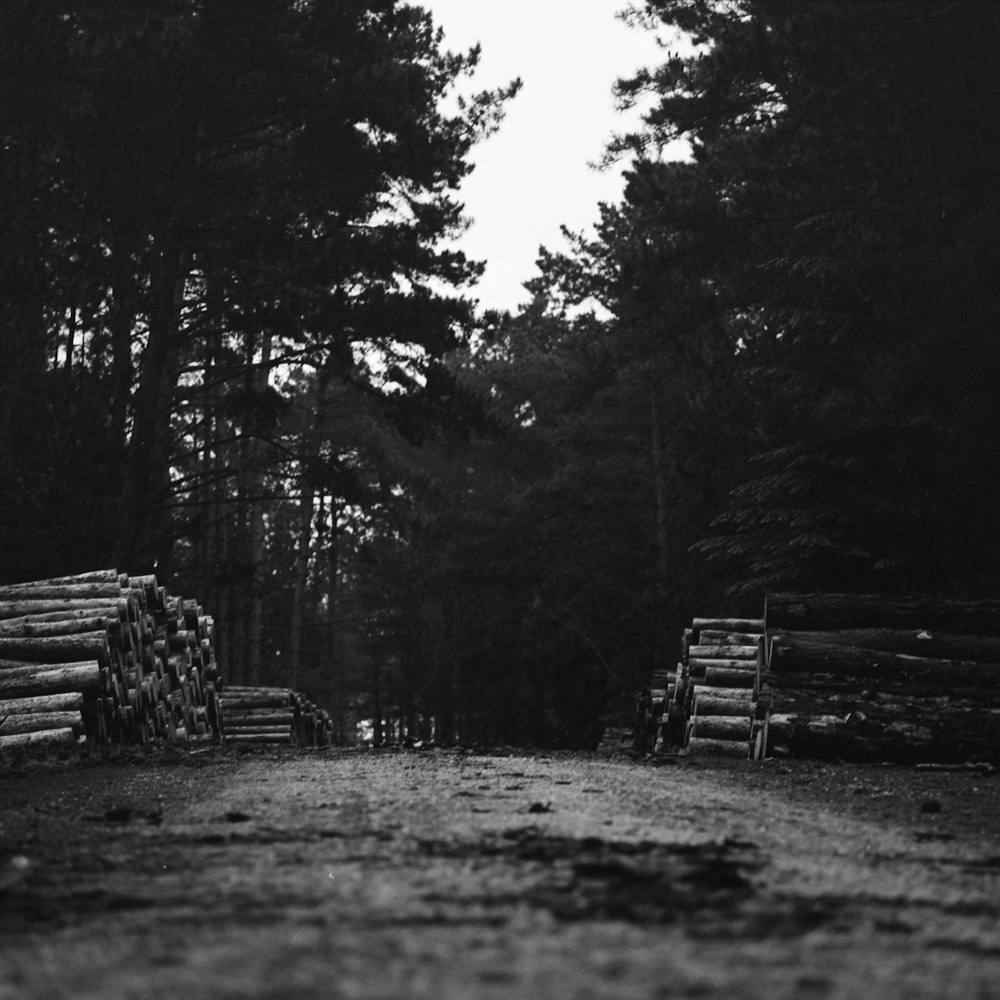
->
1 2 999 997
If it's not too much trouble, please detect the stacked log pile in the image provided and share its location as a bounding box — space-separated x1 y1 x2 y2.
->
656 618 765 758
220 685 333 747
0 569 333 752
0 569 222 749
655 597 1000 764
758 594 1000 764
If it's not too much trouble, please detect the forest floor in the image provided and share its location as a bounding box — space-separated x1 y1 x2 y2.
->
0 744 999 1000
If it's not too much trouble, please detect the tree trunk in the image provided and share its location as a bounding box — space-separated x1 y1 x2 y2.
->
288 481 315 692
650 392 671 673
108 246 138 457
115 241 189 572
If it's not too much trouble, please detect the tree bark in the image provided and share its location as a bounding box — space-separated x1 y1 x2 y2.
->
0 692 84 714
693 617 763 633
0 710 83 735
761 710 1000 764
0 599 131 622
688 644 759 661
772 628 1000 664
766 593 1000 635
685 736 750 758
0 727 78 750
0 634 113 667
768 633 1000 690
108 245 139 456
2 570 121 588
288 481 315 692
649 392 672 674
703 666 757 689
0 662 103 699
115 241 189 572
0 616 116 638
691 689 755 716
689 715 752 741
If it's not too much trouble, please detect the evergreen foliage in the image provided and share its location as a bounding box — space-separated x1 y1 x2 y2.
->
3 0 999 745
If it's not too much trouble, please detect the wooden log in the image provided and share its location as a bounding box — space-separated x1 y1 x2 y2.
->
223 685 294 696
0 598 135 622
697 630 762 645
688 645 758 661
685 736 750 758
763 713 906 762
220 694 293 710
181 600 201 631
168 630 196 652
0 616 116 638
689 715 752 741
703 666 757 688
227 732 294 744
0 727 78 750
692 690 754 717
768 634 1000 689
0 583 126 601
763 707 1000 764
0 662 103 698
0 711 83 735
1 570 121 588
766 712 842 744
0 606 122 630
693 618 763 633
693 685 755 702
225 724 293 735
0 691 84 714
766 593 1000 636
689 658 759 672
774 628 1000 665
0 633 113 667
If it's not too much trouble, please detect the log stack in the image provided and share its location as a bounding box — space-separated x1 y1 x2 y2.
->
651 594 1000 765
0 569 332 753
0 569 222 749
657 618 765 759
219 685 333 748
757 593 1000 764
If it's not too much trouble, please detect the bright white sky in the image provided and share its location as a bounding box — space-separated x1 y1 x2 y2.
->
418 0 685 314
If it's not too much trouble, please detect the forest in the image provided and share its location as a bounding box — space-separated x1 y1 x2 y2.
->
2 0 999 748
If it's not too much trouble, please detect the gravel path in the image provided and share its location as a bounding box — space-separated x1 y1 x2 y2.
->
1 746 998 999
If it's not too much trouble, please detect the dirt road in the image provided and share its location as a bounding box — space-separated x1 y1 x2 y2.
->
1 746 999 999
